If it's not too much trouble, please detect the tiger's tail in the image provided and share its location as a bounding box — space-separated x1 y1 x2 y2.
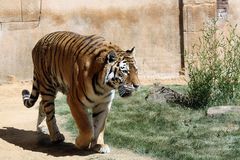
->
22 76 39 108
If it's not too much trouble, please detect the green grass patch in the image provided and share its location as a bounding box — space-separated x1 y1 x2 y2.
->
55 86 240 160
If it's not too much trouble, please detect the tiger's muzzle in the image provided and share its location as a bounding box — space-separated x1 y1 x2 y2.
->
118 84 139 97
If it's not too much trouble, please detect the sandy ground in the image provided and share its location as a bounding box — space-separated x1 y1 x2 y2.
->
0 81 156 160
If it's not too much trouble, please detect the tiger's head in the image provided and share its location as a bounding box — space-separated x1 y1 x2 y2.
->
103 47 140 97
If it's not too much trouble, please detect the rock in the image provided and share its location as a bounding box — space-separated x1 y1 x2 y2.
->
207 106 240 116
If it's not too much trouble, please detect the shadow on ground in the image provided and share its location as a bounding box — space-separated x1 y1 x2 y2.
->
0 127 94 157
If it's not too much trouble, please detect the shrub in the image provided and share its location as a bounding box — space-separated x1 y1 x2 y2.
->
186 20 240 108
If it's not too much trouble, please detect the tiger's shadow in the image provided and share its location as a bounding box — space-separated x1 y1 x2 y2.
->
0 127 94 157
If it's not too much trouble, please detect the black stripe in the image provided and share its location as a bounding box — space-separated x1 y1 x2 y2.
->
86 39 104 56
80 77 94 103
39 56 52 86
75 89 87 107
81 41 103 60
61 36 77 68
30 94 38 100
47 32 63 76
47 114 55 122
107 82 115 88
58 34 75 85
104 92 113 98
92 110 104 118
78 97 86 107
26 101 31 107
81 37 104 55
41 92 55 97
109 66 113 75
37 34 54 86
56 34 71 83
50 32 66 65
85 42 103 57
58 34 74 78
51 33 67 53
66 35 80 60
72 36 91 59
62 35 77 58
113 67 117 77
75 37 96 59
69 66 87 107
42 32 57 46
92 73 104 96
73 35 97 61
43 101 54 107
83 89 94 103
96 76 104 90
39 84 56 95
40 83 55 93
32 83 39 91
75 38 105 103
46 109 54 115
52 33 69 80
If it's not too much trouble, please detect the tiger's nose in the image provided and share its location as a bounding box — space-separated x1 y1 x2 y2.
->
133 84 140 89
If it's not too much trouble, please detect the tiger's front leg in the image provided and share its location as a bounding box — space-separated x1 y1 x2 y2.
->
67 95 93 150
91 102 111 153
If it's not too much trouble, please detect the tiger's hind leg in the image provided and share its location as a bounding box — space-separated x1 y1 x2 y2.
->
40 86 65 143
36 101 47 134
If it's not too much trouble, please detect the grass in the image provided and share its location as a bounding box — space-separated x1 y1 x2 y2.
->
55 86 240 160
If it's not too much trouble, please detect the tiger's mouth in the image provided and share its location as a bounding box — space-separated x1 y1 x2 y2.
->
118 85 136 98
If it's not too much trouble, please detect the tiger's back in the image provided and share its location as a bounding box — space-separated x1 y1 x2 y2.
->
32 31 108 94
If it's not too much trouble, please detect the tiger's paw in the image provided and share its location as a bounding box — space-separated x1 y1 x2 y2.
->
75 137 90 150
92 144 110 154
51 132 65 144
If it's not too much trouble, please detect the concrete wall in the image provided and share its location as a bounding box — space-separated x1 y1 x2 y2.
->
0 0 181 83
228 0 240 26
183 0 216 53
1 0 239 84
183 0 240 53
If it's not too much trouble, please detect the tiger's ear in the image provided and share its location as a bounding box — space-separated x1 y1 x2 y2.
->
126 47 135 54
107 51 117 63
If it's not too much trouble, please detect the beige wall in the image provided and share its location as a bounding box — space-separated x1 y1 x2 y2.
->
184 0 240 53
1 0 238 84
183 0 216 52
0 0 181 83
228 0 240 26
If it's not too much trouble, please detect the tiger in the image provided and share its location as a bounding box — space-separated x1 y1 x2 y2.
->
21 31 140 153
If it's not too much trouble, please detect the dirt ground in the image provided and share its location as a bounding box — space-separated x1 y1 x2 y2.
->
0 81 156 160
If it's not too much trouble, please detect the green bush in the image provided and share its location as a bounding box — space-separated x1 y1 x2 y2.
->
186 20 240 108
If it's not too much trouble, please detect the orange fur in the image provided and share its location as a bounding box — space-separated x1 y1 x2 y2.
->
22 31 140 153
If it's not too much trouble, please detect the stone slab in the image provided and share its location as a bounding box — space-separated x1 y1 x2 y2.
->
0 0 22 22
22 0 41 21
207 106 240 116
184 4 216 32
1 21 39 31
184 0 216 5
